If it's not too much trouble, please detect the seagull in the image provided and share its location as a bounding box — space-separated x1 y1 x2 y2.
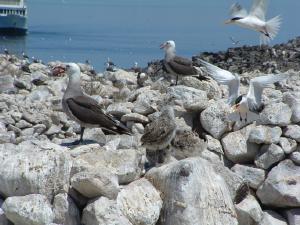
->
160 40 208 85
141 106 177 165
224 0 282 45
199 59 287 122
22 52 29 59
105 57 117 72
230 36 241 45
53 63 131 145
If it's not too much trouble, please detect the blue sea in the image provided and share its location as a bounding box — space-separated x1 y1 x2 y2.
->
0 0 299 70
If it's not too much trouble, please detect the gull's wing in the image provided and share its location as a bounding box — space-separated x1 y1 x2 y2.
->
199 59 240 105
246 74 287 111
249 0 268 21
229 3 248 18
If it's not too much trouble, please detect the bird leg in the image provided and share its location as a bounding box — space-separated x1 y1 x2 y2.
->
245 113 248 123
239 112 242 122
175 75 178 85
72 127 85 145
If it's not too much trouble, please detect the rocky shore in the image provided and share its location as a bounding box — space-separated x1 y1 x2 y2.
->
1 37 300 225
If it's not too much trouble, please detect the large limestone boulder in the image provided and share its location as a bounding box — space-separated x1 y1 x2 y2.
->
53 193 81 225
200 101 231 139
248 125 282 144
284 125 300 142
283 92 300 123
82 197 132 225
2 194 54 225
257 160 300 207
146 157 238 225
222 124 260 163
71 145 143 184
117 178 162 225
133 90 162 115
259 210 288 225
0 140 72 200
259 103 292 126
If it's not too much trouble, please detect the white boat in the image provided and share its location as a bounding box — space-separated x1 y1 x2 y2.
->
0 0 27 35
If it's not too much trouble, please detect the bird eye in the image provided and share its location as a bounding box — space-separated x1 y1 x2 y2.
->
66 65 70 69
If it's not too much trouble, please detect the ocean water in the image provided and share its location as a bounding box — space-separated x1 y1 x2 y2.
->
0 0 299 70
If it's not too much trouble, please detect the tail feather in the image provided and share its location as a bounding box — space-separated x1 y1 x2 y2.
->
260 15 282 45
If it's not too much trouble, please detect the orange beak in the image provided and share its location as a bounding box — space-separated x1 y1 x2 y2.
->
231 104 240 111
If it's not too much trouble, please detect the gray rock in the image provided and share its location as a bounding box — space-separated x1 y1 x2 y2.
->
206 135 224 155
82 197 132 225
45 124 62 136
235 194 263 225
14 75 32 90
222 124 260 163
0 199 12 225
248 125 282 144
290 151 300 166
279 137 297 154
2 194 54 225
283 92 300 123
257 160 300 207
27 86 53 102
231 164 266 189
121 113 149 124
255 144 285 169
106 69 137 85
0 131 16 144
71 170 120 199
0 140 71 200
133 90 162 115
284 125 300 142
0 75 16 93
259 210 288 225
259 102 292 126
201 101 231 139
146 157 238 225
117 178 162 225
53 193 81 225
31 71 49 85
106 102 134 118
72 146 142 184
284 208 300 225
15 119 32 129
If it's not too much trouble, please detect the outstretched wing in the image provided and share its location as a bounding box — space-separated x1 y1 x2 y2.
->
249 0 268 20
246 74 287 111
199 59 240 105
229 3 248 18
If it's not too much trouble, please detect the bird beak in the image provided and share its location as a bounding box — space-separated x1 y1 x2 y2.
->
160 42 166 49
224 19 233 24
52 64 66 76
231 104 239 111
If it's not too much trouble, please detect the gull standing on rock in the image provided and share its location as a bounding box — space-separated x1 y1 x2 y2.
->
199 59 287 122
141 106 177 166
53 63 131 144
224 0 282 45
160 40 208 85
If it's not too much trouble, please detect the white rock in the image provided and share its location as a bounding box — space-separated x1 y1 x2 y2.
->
284 125 300 142
71 170 120 199
259 210 288 225
72 146 142 184
0 140 71 200
117 178 162 225
235 194 263 225
3 194 54 225
121 113 149 123
53 193 81 225
290 151 300 166
259 102 292 126
107 69 137 85
201 101 231 139
0 199 11 225
254 144 285 169
283 92 300 123
284 208 300 225
248 125 282 144
0 75 16 93
279 137 297 154
231 164 266 189
146 157 238 225
82 197 132 225
222 124 260 163
106 102 134 117
257 160 300 207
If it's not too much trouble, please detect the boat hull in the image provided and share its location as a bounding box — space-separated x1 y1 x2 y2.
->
0 14 27 35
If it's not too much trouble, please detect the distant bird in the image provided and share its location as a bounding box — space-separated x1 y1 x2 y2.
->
230 36 241 45
22 52 29 59
53 63 131 144
141 106 177 165
4 48 9 55
199 59 287 122
160 40 208 85
224 0 282 45
105 57 117 72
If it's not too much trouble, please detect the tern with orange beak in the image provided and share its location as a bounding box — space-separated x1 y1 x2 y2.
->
199 59 287 122
160 40 208 85
224 0 281 45
53 63 131 145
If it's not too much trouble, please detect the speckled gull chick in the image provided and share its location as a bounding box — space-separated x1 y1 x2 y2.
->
53 63 130 145
199 59 288 122
224 0 282 45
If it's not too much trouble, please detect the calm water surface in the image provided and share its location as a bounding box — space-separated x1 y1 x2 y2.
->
0 0 299 70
